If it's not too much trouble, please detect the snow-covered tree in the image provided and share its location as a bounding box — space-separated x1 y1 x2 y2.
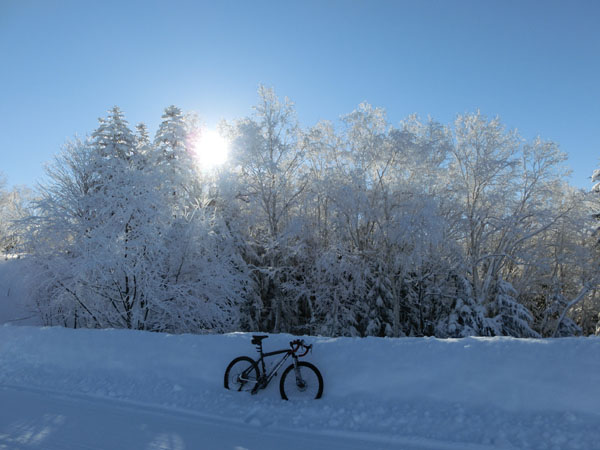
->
434 274 486 338
19 91 599 338
24 107 249 332
446 112 577 335
225 86 308 332
153 105 203 213
485 279 540 337
0 176 33 254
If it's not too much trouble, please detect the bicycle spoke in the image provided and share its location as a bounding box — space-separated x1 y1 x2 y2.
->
224 356 259 393
280 362 323 400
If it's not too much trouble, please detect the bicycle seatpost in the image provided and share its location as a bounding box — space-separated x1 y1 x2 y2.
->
251 335 268 355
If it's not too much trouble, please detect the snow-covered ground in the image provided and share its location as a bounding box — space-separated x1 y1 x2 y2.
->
0 325 599 450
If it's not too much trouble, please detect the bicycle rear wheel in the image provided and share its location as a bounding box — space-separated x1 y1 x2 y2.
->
224 356 259 392
279 361 323 400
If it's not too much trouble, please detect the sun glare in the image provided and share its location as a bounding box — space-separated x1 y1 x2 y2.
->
193 129 229 171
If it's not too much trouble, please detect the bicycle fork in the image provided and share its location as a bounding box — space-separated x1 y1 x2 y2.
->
292 355 307 390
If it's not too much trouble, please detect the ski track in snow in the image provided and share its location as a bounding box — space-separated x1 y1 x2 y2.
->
0 326 599 450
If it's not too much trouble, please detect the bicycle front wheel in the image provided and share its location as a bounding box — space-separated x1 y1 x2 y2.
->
224 356 259 392
279 361 323 400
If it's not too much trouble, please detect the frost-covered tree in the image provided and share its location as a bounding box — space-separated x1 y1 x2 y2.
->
0 176 33 254
295 104 473 337
517 185 599 336
448 112 521 306
539 285 582 337
229 86 306 239
316 106 457 337
434 274 486 338
19 91 599 337
447 112 575 335
24 107 249 332
153 105 203 213
485 279 540 337
308 249 369 336
225 86 308 332
592 166 600 224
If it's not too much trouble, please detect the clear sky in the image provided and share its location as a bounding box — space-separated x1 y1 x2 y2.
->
1 0 599 190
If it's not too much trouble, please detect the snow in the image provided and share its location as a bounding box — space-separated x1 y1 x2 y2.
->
0 325 599 449
0 257 38 326
0 388 392 450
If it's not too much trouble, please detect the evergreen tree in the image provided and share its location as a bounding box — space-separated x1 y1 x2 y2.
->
485 279 540 338
153 105 202 213
435 275 486 338
25 107 249 332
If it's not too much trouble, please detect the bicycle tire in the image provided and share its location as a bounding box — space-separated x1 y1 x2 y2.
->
224 356 259 392
279 361 323 400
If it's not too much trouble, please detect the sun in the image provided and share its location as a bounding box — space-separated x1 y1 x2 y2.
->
192 129 229 171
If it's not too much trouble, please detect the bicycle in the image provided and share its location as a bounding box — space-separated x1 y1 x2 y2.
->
224 335 324 400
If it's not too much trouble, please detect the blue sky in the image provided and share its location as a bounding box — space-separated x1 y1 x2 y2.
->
1 0 599 189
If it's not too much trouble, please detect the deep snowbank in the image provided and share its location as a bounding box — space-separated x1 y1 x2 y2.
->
1 325 599 449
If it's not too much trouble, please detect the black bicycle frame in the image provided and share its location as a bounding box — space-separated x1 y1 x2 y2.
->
251 348 298 393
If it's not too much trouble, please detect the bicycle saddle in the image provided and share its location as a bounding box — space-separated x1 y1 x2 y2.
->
251 335 268 345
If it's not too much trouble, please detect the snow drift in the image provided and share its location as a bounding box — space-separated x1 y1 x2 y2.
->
0 325 599 449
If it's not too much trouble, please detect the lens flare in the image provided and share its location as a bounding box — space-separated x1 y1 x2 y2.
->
192 129 229 171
